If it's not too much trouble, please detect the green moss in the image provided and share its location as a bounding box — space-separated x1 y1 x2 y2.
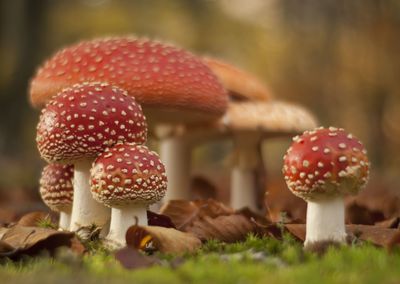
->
1 237 400 284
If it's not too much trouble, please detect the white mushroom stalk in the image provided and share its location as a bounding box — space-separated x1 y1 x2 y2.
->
59 211 72 230
36 82 147 233
230 133 262 211
70 160 110 231
156 125 191 201
283 127 370 247
107 205 148 245
91 143 167 249
305 197 346 245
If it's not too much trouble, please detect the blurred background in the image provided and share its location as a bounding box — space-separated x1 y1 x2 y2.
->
0 0 399 222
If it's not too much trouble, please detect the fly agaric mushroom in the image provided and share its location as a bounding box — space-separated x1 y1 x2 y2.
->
91 143 167 247
202 57 272 102
39 164 73 230
283 127 370 246
223 101 318 211
30 37 228 203
36 82 147 231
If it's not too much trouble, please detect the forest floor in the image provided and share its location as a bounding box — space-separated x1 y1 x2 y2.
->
1 235 400 284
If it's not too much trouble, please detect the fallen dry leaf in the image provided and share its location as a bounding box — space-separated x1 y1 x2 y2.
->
348 225 400 247
236 207 270 226
264 178 307 223
115 246 160 269
0 225 77 259
126 225 201 254
375 217 400 229
160 199 234 230
346 179 400 220
147 211 176 229
346 202 385 225
187 214 256 243
17 211 55 227
386 230 400 252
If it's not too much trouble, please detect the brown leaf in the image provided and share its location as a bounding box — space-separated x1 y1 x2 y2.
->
264 178 307 223
69 237 86 255
375 217 400 229
187 214 256 243
346 202 385 225
160 199 234 231
0 225 76 259
17 211 55 227
147 211 176 229
126 225 201 254
0 240 16 255
236 207 270 226
345 181 400 220
115 246 160 270
284 224 306 241
386 231 400 252
347 224 400 247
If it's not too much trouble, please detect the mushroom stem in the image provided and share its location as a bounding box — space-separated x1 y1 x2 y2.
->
107 205 148 247
70 159 110 231
230 134 261 211
58 211 71 230
305 197 346 246
160 136 191 201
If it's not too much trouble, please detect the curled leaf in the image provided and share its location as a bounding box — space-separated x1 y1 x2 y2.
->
187 214 256 243
126 225 201 254
147 211 176 229
375 217 400 229
17 211 55 228
0 225 77 259
160 199 234 230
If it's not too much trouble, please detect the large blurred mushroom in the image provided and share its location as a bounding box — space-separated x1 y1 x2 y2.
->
36 82 147 231
203 57 272 102
39 164 73 230
221 101 318 211
30 37 228 203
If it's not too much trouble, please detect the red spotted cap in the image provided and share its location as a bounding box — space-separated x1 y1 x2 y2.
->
283 127 370 201
30 37 228 123
90 143 167 207
36 82 147 163
39 164 74 212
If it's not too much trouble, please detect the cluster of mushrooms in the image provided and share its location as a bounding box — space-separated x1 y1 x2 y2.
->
31 37 370 249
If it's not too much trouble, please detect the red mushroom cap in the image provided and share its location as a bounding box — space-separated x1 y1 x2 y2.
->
30 37 228 123
90 143 167 207
283 127 370 201
39 164 74 212
36 82 147 163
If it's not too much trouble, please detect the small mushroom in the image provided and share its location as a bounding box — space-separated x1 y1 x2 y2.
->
91 143 167 248
36 82 147 231
39 164 73 230
283 127 370 246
